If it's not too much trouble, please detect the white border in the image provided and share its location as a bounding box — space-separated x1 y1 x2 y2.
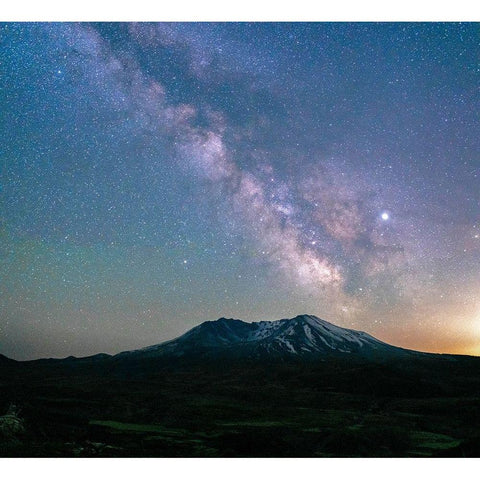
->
1 3 478 476
1 458 479 479
0 0 479 21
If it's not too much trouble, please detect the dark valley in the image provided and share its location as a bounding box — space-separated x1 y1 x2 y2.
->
2 315 480 457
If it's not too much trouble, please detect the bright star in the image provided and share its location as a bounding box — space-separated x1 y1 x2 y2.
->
381 212 389 221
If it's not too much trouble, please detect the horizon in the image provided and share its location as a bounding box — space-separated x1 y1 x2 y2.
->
1 22 479 360
3 313 478 362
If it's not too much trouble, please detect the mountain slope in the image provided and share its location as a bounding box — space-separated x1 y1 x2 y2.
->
114 314 418 361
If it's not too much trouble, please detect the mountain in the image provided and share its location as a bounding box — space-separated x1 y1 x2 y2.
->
114 314 420 361
0 315 439 365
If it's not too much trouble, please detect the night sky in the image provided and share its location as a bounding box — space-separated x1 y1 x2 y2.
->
1 22 479 360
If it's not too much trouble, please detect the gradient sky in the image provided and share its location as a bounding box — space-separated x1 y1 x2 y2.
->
1 22 479 360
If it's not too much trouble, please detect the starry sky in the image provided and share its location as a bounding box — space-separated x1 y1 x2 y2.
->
1 22 479 360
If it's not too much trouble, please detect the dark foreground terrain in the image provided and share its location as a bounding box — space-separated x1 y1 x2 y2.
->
1 353 480 457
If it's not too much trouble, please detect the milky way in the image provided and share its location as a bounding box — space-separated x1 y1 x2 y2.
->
1 22 479 359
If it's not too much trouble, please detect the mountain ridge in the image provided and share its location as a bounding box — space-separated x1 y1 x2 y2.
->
1 315 461 363
112 314 421 361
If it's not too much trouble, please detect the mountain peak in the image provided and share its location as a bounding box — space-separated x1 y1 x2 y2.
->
115 314 406 360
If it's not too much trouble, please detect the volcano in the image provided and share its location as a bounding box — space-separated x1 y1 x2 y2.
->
113 314 419 361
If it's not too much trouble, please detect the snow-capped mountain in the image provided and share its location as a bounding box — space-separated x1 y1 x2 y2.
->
115 314 412 360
